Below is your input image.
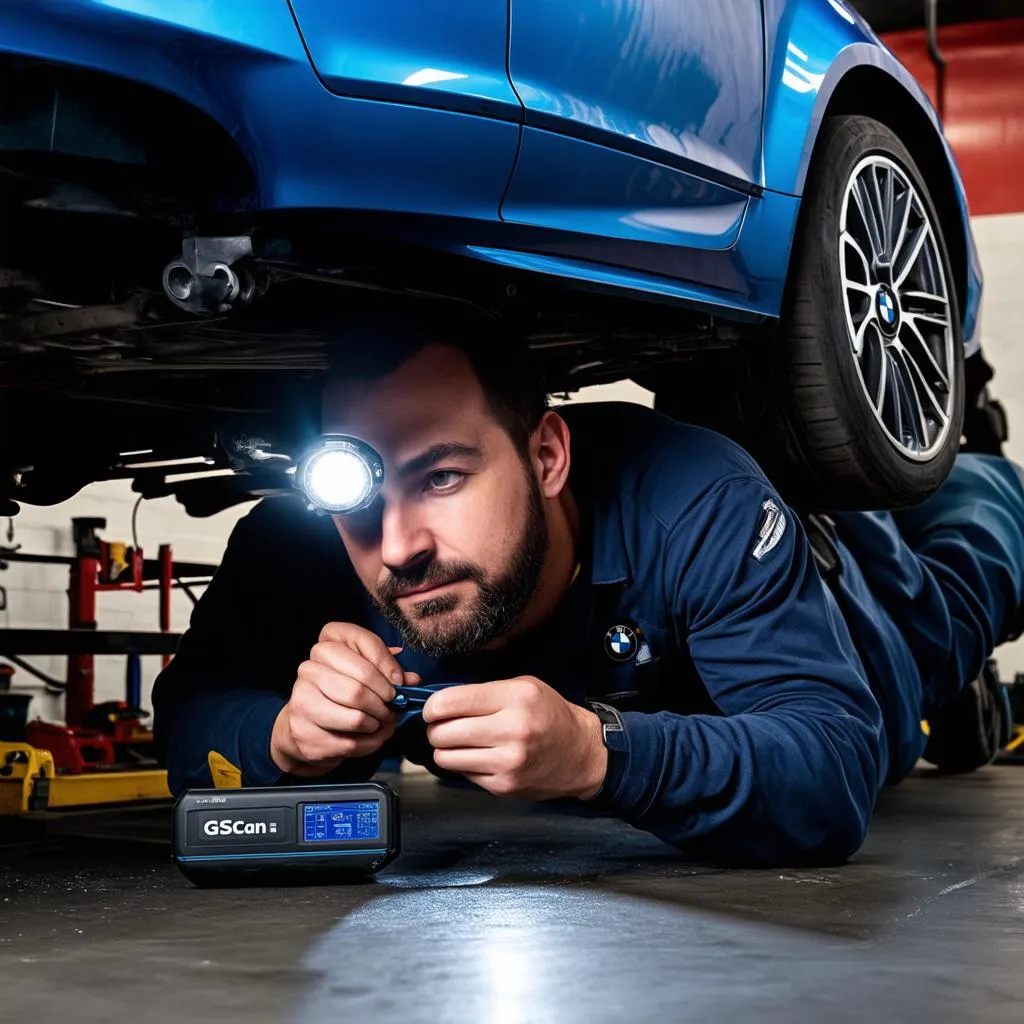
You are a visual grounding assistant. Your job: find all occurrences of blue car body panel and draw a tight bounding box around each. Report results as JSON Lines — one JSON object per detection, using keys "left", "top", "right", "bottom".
{"left": 287, "top": 0, "right": 522, "bottom": 120}
{"left": 506, "top": 0, "right": 764, "bottom": 191}
{"left": 500, "top": 0, "right": 762, "bottom": 264}
{"left": 0, "top": 0, "right": 521, "bottom": 222}
{"left": 500, "top": 129, "right": 750, "bottom": 253}
{"left": 0, "top": 0, "right": 982, "bottom": 348}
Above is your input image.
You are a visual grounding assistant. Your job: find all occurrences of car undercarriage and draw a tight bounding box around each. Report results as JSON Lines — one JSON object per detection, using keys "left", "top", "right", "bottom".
{"left": 1, "top": 176, "right": 760, "bottom": 519}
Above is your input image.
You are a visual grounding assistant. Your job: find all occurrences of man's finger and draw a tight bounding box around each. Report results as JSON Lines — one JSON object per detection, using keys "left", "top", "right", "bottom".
{"left": 426, "top": 716, "right": 496, "bottom": 750}
{"left": 461, "top": 772, "right": 506, "bottom": 796}
{"left": 299, "top": 660, "right": 392, "bottom": 720}
{"left": 319, "top": 622, "right": 405, "bottom": 686}
{"left": 421, "top": 682, "right": 508, "bottom": 723}
{"left": 432, "top": 746, "right": 499, "bottom": 775}
{"left": 346, "top": 723, "right": 397, "bottom": 757}
{"left": 306, "top": 692, "right": 389, "bottom": 735}
{"left": 307, "top": 717, "right": 397, "bottom": 760}
{"left": 309, "top": 642, "right": 397, "bottom": 704}
{"left": 392, "top": 647, "right": 421, "bottom": 686}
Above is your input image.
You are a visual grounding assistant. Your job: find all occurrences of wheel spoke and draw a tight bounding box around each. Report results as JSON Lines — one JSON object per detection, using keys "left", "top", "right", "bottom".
{"left": 901, "top": 290, "right": 950, "bottom": 331}
{"left": 871, "top": 332, "right": 888, "bottom": 413}
{"left": 887, "top": 355, "right": 906, "bottom": 446}
{"left": 841, "top": 231, "right": 873, "bottom": 282}
{"left": 893, "top": 338, "right": 949, "bottom": 423}
{"left": 891, "top": 348, "right": 931, "bottom": 450}
{"left": 852, "top": 308, "right": 877, "bottom": 357}
{"left": 871, "top": 166, "right": 890, "bottom": 259}
{"left": 901, "top": 290, "right": 948, "bottom": 311}
{"left": 894, "top": 221, "right": 929, "bottom": 289}
{"left": 891, "top": 185, "right": 913, "bottom": 271}
{"left": 900, "top": 318, "right": 951, "bottom": 398}
{"left": 880, "top": 165, "right": 897, "bottom": 256}
{"left": 844, "top": 279, "right": 875, "bottom": 298}
{"left": 905, "top": 354, "right": 934, "bottom": 450}
{"left": 892, "top": 350, "right": 933, "bottom": 450}
{"left": 905, "top": 309, "right": 950, "bottom": 330}
{"left": 851, "top": 177, "right": 886, "bottom": 262}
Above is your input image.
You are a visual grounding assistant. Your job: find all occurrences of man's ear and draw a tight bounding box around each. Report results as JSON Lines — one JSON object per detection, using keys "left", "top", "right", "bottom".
{"left": 532, "top": 410, "right": 571, "bottom": 499}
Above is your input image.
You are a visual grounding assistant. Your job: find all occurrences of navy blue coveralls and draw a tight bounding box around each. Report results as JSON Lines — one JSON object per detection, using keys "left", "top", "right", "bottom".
{"left": 152, "top": 403, "right": 1024, "bottom": 864}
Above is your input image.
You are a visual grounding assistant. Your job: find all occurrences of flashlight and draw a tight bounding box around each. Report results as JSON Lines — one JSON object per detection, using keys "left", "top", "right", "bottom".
{"left": 296, "top": 435, "right": 384, "bottom": 514}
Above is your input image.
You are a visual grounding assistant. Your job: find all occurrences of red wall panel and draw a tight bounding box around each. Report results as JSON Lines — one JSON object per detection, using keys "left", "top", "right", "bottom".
{"left": 883, "top": 18, "right": 1024, "bottom": 216}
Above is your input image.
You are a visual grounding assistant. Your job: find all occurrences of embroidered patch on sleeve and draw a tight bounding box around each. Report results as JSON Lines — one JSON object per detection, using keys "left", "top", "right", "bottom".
{"left": 752, "top": 498, "right": 787, "bottom": 561}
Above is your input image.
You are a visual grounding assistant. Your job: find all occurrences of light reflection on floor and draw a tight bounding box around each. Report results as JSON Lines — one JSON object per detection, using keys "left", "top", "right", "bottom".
{"left": 291, "top": 885, "right": 902, "bottom": 1024}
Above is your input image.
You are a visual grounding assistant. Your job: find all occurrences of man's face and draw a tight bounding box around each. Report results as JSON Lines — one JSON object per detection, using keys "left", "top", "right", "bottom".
{"left": 322, "top": 345, "right": 549, "bottom": 658}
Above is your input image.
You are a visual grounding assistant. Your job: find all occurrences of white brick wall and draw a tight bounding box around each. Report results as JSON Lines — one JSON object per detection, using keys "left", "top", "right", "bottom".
{"left": 3, "top": 212, "right": 1022, "bottom": 726}
{"left": 2, "top": 484, "right": 253, "bottom": 723}
{"left": 969, "top": 213, "right": 1024, "bottom": 678}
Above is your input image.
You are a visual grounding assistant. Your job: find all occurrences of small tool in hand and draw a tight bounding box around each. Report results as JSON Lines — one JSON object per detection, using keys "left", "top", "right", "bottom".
{"left": 388, "top": 683, "right": 461, "bottom": 711}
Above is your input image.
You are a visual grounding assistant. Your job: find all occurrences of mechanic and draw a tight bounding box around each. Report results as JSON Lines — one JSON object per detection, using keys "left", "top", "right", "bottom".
{"left": 152, "top": 309, "right": 1024, "bottom": 866}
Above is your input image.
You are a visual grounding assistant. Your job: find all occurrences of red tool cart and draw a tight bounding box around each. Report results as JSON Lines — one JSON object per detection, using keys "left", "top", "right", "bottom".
{"left": 0, "top": 517, "right": 216, "bottom": 797}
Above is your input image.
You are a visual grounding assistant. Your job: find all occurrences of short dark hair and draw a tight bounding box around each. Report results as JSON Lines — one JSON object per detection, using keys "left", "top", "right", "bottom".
{"left": 324, "top": 299, "right": 549, "bottom": 452}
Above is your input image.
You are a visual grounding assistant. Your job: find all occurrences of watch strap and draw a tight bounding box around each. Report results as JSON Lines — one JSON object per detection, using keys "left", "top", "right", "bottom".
{"left": 588, "top": 701, "right": 627, "bottom": 751}
{"left": 586, "top": 701, "right": 629, "bottom": 803}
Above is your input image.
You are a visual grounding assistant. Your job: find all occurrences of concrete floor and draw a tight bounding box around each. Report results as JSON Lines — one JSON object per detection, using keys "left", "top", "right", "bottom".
{"left": 1, "top": 767, "right": 1023, "bottom": 1023}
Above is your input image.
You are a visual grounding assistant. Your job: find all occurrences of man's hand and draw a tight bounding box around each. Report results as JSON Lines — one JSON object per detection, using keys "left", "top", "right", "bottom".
{"left": 422, "top": 676, "right": 608, "bottom": 801}
{"left": 271, "top": 623, "right": 417, "bottom": 777}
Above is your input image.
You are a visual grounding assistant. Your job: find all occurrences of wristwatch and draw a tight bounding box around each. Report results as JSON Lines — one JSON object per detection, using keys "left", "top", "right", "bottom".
{"left": 586, "top": 700, "right": 628, "bottom": 801}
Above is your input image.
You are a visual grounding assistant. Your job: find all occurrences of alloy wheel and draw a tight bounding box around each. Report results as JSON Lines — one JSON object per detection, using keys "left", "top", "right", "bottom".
{"left": 839, "top": 155, "right": 956, "bottom": 461}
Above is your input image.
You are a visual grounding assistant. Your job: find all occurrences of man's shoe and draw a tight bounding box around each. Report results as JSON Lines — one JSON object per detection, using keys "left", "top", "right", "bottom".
{"left": 961, "top": 388, "right": 1009, "bottom": 457}
{"left": 961, "top": 351, "right": 1009, "bottom": 457}
{"left": 922, "top": 659, "right": 1009, "bottom": 773}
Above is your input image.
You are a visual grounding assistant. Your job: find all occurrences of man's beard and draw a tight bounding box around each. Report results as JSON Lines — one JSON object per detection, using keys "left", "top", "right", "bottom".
{"left": 371, "top": 474, "right": 549, "bottom": 659}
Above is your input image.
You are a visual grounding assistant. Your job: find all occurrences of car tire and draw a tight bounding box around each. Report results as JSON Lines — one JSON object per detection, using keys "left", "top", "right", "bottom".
{"left": 767, "top": 114, "right": 965, "bottom": 511}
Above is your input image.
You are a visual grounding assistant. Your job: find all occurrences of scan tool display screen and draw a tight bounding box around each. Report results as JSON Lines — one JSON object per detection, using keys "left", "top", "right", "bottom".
{"left": 302, "top": 801, "right": 380, "bottom": 843}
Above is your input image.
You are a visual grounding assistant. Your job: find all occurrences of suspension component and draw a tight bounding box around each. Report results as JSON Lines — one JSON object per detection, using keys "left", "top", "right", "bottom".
{"left": 161, "top": 236, "right": 256, "bottom": 315}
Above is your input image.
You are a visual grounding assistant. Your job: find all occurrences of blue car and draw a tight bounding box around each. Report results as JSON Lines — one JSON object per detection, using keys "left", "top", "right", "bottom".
{"left": 0, "top": 0, "right": 982, "bottom": 515}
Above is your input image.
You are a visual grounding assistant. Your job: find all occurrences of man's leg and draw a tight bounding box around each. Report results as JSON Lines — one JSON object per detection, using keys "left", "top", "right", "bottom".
{"left": 892, "top": 453, "right": 1024, "bottom": 770}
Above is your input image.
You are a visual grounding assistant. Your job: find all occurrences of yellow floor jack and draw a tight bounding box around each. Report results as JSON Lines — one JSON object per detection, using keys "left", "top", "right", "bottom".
{"left": 0, "top": 740, "right": 173, "bottom": 816}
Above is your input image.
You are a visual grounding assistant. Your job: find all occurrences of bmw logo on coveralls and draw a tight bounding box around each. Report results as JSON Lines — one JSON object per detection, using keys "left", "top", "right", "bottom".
{"left": 605, "top": 625, "right": 638, "bottom": 662}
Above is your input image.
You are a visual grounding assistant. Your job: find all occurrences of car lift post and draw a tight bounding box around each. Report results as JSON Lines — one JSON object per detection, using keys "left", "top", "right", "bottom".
{"left": 66, "top": 518, "right": 150, "bottom": 726}
{"left": 159, "top": 543, "right": 172, "bottom": 670}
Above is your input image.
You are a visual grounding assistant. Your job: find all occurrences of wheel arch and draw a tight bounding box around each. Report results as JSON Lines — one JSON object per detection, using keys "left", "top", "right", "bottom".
{"left": 761, "top": 0, "right": 980, "bottom": 346}
{"left": 815, "top": 64, "right": 970, "bottom": 344}
{"left": 0, "top": 55, "right": 260, "bottom": 217}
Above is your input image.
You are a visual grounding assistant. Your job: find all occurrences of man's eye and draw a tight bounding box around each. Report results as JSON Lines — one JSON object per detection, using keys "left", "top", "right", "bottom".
{"left": 427, "top": 470, "right": 464, "bottom": 492}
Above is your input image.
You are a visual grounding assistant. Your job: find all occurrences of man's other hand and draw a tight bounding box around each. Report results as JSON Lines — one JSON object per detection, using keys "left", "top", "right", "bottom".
{"left": 422, "top": 677, "right": 608, "bottom": 801}
{"left": 271, "top": 623, "right": 416, "bottom": 777}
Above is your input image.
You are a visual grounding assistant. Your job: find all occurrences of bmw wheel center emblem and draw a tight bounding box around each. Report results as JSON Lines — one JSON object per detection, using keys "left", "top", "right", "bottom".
{"left": 876, "top": 285, "right": 899, "bottom": 334}
{"left": 605, "top": 625, "right": 638, "bottom": 662}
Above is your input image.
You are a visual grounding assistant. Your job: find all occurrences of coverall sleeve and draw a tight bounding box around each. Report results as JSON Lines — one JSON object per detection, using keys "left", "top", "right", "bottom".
{"left": 591, "top": 475, "right": 885, "bottom": 865}
{"left": 151, "top": 498, "right": 381, "bottom": 794}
